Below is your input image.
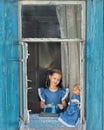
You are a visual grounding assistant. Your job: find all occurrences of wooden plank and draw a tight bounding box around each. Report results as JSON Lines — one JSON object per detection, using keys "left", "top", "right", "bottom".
{"left": 20, "top": 38, "right": 84, "bottom": 42}
{"left": 0, "top": 1, "right": 7, "bottom": 129}
{"left": 86, "top": 0, "right": 104, "bottom": 130}
{"left": 6, "top": 1, "right": 19, "bottom": 128}
{"left": 0, "top": 0, "right": 19, "bottom": 130}
{"left": 19, "top": 1, "right": 85, "bottom": 5}
{"left": 20, "top": 114, "right": 86, "bottom": 130}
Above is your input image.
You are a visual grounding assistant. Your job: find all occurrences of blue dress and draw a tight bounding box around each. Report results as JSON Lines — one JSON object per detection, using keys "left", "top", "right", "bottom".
{"left": 38, "top": 88, "right": 68, "bottom": 113}
{"left": 58, "top": 94, "right": 80, "bottom": 127}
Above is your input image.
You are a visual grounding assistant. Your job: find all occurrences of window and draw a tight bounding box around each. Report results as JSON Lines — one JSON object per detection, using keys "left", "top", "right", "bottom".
{"left": 18, "top": 0, "right": 86, "bottom": 124}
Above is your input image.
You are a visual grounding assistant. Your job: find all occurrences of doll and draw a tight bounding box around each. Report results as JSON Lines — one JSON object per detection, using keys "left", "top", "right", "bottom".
{"left": 58, "top": 84, "right": 80, "bottom": 127}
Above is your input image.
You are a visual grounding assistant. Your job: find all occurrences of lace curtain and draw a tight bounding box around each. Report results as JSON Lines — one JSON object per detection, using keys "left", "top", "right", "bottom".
{"left": 56, "top": 5, "right": 81, "bottom": 95}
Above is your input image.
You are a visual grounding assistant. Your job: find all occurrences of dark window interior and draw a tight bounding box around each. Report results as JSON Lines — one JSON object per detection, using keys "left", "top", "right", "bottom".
{"left": 22, "top": 5, "right": 60, "bottom": 38}
{"left": 27, "top": 42, "right": 61, "bottom": 113}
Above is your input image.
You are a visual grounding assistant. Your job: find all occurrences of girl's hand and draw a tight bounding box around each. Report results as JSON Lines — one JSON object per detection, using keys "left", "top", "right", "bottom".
{"left": 57, "top": 104, "right": 64, "bottom": 110}
{"left": 40, "top": 101, "right": 45, "bottom": 108}
{"left": 47, "top": 104, "right": 52, "bottom": 107}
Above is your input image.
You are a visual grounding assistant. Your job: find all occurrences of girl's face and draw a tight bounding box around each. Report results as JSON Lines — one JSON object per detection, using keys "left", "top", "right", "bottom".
{"left": 73, "top": 87, "right": 80, "bottom": 95}
{"left": 49, "top": 73, "right": 61, "bottom": 87}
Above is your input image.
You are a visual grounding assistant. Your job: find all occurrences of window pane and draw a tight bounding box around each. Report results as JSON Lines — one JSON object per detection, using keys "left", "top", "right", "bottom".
{"left": 22, "top": 5, "right": 60, "bottom": 38}
{"left": 21, "top": 5, "right": 82, "bottom": 39}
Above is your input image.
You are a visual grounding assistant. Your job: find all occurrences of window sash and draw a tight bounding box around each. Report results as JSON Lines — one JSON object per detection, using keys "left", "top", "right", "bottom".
{"left": 18, "top": 1, "right": 85, "bottom": 40}
{"left": 18, "top": 0, "right": 86, "bottom": 124}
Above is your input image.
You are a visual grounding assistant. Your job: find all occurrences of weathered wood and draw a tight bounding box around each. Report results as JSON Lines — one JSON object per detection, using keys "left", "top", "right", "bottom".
{"left": 0, "top": 1, "right": 6, "bottom": 129}
{"left": 0, "top": 0, "right": 104, "bottom": 130}
{"left": 20, "top": 114, "right": 86, "bottom": 130}
{"left": 0, "top": 0, "right": 19, "bottom": 130}
{"left": 86, "top": 0, "right": 104, "bottom": 130}
{"left": 20, "top": 124, "right": 86, "bottom": 130}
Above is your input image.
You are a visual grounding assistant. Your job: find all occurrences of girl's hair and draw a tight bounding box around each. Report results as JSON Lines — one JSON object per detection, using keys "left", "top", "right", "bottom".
{"left": 73, "top": 84, "right": 80, "bottom": 92}
{"left": 45, "top": 69, "right": 63, "bottom": 89}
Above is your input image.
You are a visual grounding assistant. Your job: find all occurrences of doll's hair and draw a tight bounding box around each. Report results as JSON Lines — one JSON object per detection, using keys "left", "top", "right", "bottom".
{"left": 45, "top": 69, "right": 63, "bottom": 89}
{"left": 73, "top": 84, "right": 80, "bottom": 92}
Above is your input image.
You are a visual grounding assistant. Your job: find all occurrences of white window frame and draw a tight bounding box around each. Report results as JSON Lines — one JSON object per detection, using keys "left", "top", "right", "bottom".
{"left": 18, "top": 1, "right": 85, "bottom": 42}
{"left": 18, "top": 0, "right": 86, "bottom": 124}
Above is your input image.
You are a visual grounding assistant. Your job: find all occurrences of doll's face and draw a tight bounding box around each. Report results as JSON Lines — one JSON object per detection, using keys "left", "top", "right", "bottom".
{"left": 73, "top": 87, "right": 80, "bottom": 95}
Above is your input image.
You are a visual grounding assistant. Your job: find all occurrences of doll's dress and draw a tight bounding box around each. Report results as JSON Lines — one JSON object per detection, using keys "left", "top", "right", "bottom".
{"left": 38, "top": 87, "right": 68, "bottom": 113}
{"left": 58, "top": 94, "right": 80, "bottom": 127}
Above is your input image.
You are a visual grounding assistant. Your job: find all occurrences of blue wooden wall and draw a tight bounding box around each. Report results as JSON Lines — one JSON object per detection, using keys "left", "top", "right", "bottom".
{"left": 0, "top": 0, "right": 19, "bottom": 130}
{"left": 0, "top": 0, "right": 104, "bottom": 130}
{"left": 86, "top": 0, "right": 104, "bottom": 130}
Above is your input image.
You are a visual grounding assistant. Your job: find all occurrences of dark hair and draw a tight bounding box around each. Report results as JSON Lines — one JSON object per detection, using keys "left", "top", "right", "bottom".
{"left": 45, "top": 69, "right": 63, "bottom": 89}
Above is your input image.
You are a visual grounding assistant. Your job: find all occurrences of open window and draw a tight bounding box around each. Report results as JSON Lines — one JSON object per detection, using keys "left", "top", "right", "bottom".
{"left": 18, "top": 0, "right": 85, "bottom": 124}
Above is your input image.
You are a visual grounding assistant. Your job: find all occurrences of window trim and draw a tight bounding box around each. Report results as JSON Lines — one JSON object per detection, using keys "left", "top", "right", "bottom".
{"left": 18, "top": 0, "right": 86, "bottom": 124}
{"left": 18, "top": 0, "right": 85, "bottom": 41}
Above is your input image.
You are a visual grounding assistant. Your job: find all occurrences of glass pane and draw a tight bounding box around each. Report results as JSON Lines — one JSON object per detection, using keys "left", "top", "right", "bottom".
{"left": 56, "top": 5, "right": 82, "bottom": 39}
{"left": 21, "top": 5, "right": 82, "bottom": 39}
{"left": 22, "top": 5, "right": 60, "bottom": 38}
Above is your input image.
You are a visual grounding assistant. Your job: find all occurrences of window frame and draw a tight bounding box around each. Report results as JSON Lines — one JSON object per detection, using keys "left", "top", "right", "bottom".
{"left": 18, "top": 1, "right": 85, "bottom": 42}
{"left": 18, "top": 0, "right": 86, "bottom": 124}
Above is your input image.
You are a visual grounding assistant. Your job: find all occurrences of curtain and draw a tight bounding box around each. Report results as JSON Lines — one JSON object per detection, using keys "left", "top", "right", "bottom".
{"left": 56, "top": 5, "right": 81, "bottom": 95}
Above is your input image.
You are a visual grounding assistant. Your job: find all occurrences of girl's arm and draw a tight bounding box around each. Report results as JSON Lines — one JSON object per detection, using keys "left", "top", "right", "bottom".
{"left": 40, "top": 100, "right": 45, "bottom": 108}
{"left": 62, "top": 99, "right": 67, "bottom": 107}
{"left": 57, "top": 99, "right": 66, "bottom": 110}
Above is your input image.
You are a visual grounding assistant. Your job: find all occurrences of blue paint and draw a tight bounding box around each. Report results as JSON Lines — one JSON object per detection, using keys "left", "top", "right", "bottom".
{"left": 0, "top": 0, "right": 19, "bottom": 130}
{"left": 0, "top": 1, "right": 7, "bottom": 130}
{"left": 26, "top": 114, "right": 80, "bottom": 129}
{"left": 0, "top": 0, "right": 104, "bottom": 130}
{"left": 86, "top": 0, "right": 104, "bottom": 130}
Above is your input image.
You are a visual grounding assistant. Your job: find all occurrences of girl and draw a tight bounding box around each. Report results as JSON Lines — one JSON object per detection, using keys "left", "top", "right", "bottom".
{"left": 58, "top": 84, "right": 80, "bottom": 127}
{"left": 38, "top": 69, "right": 68, "bottom": 114}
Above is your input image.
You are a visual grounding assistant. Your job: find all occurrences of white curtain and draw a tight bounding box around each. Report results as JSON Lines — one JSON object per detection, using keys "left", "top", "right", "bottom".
{"left": 56, "top": 5, "right": 81, "bottom": 95}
